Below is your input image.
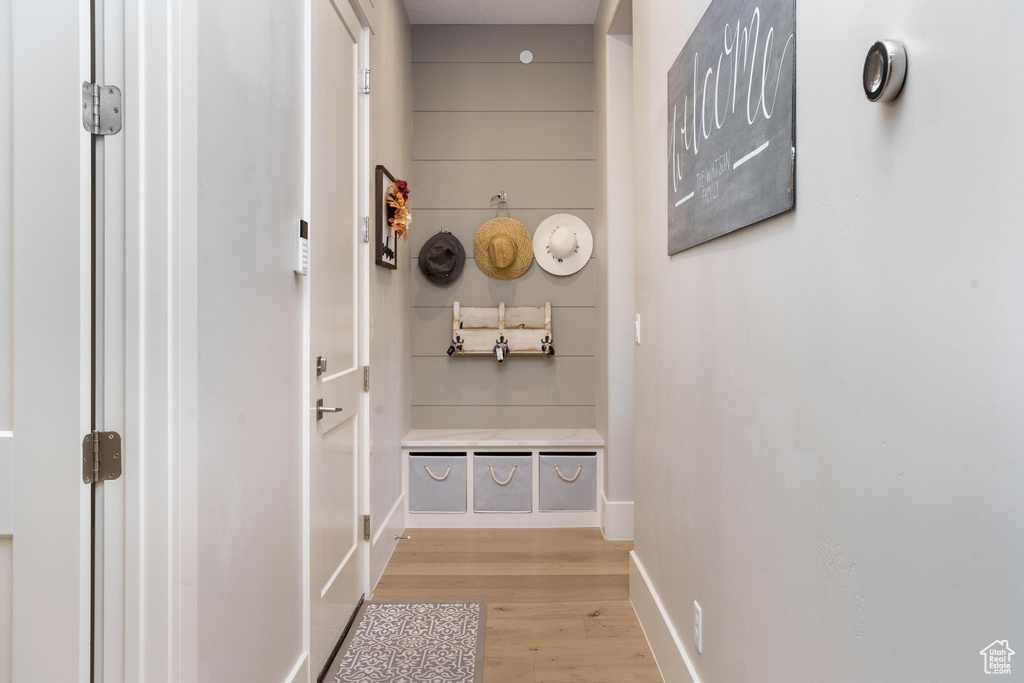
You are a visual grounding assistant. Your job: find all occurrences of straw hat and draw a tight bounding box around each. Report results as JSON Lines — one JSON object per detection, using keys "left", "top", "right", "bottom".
{"left": 532, "top": 213, "right": 593, "bottom": 276}
{"left": 474, "top": 217, "right": 533, "bottom": 280}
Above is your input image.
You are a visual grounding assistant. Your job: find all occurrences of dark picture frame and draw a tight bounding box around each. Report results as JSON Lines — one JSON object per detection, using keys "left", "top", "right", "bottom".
{"left": 375, "top": 164, "right": 398, "bottom": 269}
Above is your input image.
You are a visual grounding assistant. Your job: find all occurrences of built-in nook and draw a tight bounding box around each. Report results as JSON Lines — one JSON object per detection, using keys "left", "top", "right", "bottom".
{"left": 400, "top": 17, "right": 636, "bottom": 548}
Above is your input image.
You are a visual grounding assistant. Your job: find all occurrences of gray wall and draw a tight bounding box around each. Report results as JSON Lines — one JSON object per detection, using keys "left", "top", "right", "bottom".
{"left": 410, "top": 24, "right": 597, "bottom": 429}
{"left": 196, "top": 1, "right": 304, "bottom": 680}
{"left": 632, "top": 1, "right": 1024, "bottom": 681}
{"left": 369, "top": 0, "right": 412, "bottom": 586}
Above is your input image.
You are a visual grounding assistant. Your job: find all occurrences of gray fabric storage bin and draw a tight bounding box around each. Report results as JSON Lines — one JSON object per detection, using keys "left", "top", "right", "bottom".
{"left": 539, "top": 453, "right": 597, "bottom": 511}
{"left": 473, "top": 453, "right": 532, "bottom": 513}
{"left": 409, "top": 453, "right": 467, "bottom": 513}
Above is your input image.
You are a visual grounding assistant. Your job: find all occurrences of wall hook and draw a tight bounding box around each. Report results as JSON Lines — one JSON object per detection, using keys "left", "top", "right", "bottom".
{"left": 490, "top": 191, "right": 510, "bottom": 218}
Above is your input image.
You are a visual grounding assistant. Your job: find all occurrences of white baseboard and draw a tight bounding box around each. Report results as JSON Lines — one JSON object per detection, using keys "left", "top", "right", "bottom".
{"left": 630, "top": 551, "right": 701, "bottom": 683}
{"left": 370, "top": 492, "right": 405, "bottom": 593}
{"left": 600, "top": 492, "right": 633, "bottom": 540}
{"left": 283, "top": 652, "right": 308, "bottom": 683}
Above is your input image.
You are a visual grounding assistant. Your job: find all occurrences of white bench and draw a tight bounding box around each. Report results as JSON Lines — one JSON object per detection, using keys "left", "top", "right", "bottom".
{"left": 402, "top": 429, "right": 605, "bottom": 528}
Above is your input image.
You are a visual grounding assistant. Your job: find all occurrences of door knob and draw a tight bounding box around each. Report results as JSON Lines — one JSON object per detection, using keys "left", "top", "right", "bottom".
{"left": 316, "top": 398, "right": 343, "bottom": 421}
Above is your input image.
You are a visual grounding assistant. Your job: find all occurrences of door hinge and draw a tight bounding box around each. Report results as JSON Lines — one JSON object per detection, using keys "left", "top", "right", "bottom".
{"left": 361, "top": 68, "right": 371, "bottom": 95}
{"left": 82, "top": 82, "right": 122, "bottom": 135}
{"left": 362, "top": 216, "right": 369, "bottom": 243}
{"left": 363, "top": 365, "right": 370, "bottom": 392}
{"left": 362, "top": 514, "right": 371, "bottom": 541}
{"left": 82, "top": 431, "right": 123, "bottom": 484}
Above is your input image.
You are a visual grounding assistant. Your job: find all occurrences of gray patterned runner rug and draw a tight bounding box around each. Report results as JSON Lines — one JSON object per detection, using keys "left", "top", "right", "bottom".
{"left": 329, "top": 602, "right": 485, "bottom": 683}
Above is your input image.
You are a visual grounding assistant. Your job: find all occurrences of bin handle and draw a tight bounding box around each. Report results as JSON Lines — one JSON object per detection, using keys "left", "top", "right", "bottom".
{"left": 489, "top": 464, "right": 517, "bottom": 486}
{"left": 554, "top": 464, "right": 582, "bottom": 483}
{"left": 424, "top": 465, "right": 452, "bottom": 482}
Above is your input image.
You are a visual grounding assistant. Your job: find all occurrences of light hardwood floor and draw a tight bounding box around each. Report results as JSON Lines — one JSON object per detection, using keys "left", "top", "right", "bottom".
{"left": 372, "top": 528, "right": 663, "bottom": 683}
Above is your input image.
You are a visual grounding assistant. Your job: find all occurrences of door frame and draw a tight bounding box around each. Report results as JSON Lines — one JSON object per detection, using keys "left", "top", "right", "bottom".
{"left": 357, "top": 15, "right": 373, "bottom": 611}
{"left": 93, "top": 0, "right": 129, "bottom": 679}
{"left": 121, "top": 0, "right": 202, "bottom": 680}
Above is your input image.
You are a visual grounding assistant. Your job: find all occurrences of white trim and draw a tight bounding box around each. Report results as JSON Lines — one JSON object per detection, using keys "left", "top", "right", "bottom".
{"left": 372, "top": 492, "right": 406, "bottom": 547}
{"left": 122, "top": 0, "right": 201, "bottom": 679}
{"left": 94, "top": 0, "right": 129, "bottom": 677}
{"left": 171, "top": 0, "right": 202, "bottom": 678}
{"left": 599, "top": 492, "right": 633, "bottom": 541}
{"left": 402, "top": 428, "right": 604, "bottom": 449}
{"left": 358, "top": 18, "right": 373, "bottom": 602}
{"left": 300, "top": 0, "right": 313, "bottom": 675}
{"left": 321, "top": 543, "right": 359, "bottom": 599}
{"left": 283, "top": 652, "right": 309, "bottom": 683}
{"left": 629, "top": 551, "right": 701, "bottom": 683}
{"left": 370, "top": 492, "right": 406, "bottom": 593}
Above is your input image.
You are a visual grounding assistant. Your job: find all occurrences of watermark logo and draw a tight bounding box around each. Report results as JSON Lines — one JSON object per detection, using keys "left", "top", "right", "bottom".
{"left": 980, "top": 640, "right": 1015, "bottom": 675}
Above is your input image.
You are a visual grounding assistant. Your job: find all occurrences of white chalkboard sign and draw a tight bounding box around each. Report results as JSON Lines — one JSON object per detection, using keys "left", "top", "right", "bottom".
{"left": 667, "top": 0, "right": 795, "bottom": 254}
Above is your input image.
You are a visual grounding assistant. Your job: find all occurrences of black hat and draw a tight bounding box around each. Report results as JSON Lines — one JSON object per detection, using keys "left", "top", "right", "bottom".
{"left": 418, "top": 231, "right": 465, "bottom": 284}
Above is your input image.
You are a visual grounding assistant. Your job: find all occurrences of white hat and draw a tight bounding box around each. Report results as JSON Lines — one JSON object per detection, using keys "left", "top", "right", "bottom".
{"left": 532, "top": 213, "right": 593, "bottom": 276}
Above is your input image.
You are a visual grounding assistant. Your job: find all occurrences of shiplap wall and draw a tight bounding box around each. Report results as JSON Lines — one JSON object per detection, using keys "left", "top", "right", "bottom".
{"left": 410, "top": 25, "right": 596, "bottom": 429}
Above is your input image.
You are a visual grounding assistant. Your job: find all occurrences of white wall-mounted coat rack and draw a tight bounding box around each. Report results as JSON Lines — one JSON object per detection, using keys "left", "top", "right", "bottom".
{"left": 450, "top": 302, "right": 553, "bottom": 361}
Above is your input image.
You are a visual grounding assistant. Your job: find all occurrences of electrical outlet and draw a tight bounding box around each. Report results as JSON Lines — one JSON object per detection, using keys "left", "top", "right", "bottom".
{"left": 634, "top": 314, "right": 641, "bottom": 344}
{"left": 693, "top": 601, "right": 703, "bottom": 653}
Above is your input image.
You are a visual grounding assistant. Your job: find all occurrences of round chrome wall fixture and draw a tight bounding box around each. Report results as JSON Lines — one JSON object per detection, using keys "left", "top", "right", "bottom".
{"left": 863, "top": 40, "right": 907, "bottom": 102}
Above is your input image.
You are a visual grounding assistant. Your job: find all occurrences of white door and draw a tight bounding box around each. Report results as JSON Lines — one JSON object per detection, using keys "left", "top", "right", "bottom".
{"left": 310, "top": 0, "right": 366, "bottom": 676}
{"left": 10, "top": 1, "right": 93, "bottom": 681}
